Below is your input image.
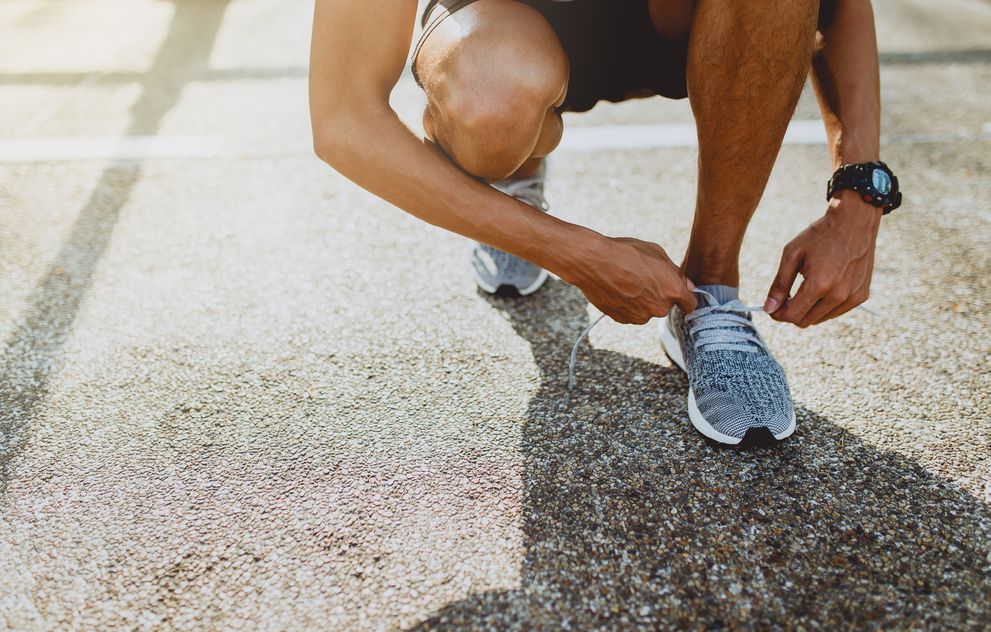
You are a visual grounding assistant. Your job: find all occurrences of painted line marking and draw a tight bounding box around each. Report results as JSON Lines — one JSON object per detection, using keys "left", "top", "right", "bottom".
{"left": 558, "top": 120, "right": 991, "bottom": 152}
{"left": 944, "top": 0, "right": 991, "bottom": 17}
{"left": 0, "top": 135, "right": 226, "bottom": 163}
{"left": 2, "top": 121, "right": 988, "bottom": 163}
{"left": 559, "top": 121, "right": 827, "bottom": 152}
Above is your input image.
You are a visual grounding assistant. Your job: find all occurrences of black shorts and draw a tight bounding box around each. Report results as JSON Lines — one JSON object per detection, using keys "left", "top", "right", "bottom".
{"left": 412, "top": 0, "right": 690, "bottom": 113}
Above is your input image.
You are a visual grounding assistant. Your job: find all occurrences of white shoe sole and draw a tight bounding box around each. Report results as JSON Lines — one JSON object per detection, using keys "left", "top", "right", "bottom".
{"left": 474, "top": 267, "right": 549, "bottom": 297}
{"left": 658, "top": 316, "right": 796, "bottom": 445}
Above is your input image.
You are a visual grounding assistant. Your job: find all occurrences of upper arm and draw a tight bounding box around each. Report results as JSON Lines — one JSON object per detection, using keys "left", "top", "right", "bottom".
{"left": 309, "top": 0, "right": 418, "bottom": 130}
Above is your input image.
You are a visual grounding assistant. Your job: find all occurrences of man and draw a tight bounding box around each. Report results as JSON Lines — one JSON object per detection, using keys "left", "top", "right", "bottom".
{"left": 309, "top": 0, "right": 902, "bottom": 446}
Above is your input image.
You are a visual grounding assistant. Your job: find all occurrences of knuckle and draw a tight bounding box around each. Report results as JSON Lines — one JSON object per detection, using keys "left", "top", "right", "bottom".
{"left": 810, "top": 278, "right": 831, "bottom": 294}
{"left": 830, "top": 288, "right": 849, "bottom": 302}
{"left": 782, "top": 245, "right": 801, "bottom": 262}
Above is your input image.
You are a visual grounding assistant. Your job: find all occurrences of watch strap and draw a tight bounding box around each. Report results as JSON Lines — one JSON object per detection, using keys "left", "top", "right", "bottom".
{"left": 827, "top": 161, "right": 902, "bottom": 214}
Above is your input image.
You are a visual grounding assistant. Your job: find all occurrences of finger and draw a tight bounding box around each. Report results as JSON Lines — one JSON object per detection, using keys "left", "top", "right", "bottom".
{"left": 817, "top": 299, "right": 857, "bottom": 325}
{"left": 800, "top": 293, "right": 844, "bottom": 328}
{"left": 773, "top": 275, "right": 823, "bottom": 326}
{"left": 765, "top": 246, "right": 801, "bottom": 315}
{"left": 676, "top": 280, "right": 698, "bottom": 314}
{"left": 606, "top": 311, "right": 632, "bottom": 325}
{"left": 818, "top": 289, "right": 868, "bottom": 324}
{"left": 818, "top": 260, "right": 873, "bottom": 325}
{"left": 605, "top": 307, "right": 634, "bottom": 325}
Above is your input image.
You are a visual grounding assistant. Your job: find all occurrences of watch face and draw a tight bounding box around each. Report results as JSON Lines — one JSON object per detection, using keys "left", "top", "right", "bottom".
{"left": 872, "top": 168, "right": 892, "bottom": 195}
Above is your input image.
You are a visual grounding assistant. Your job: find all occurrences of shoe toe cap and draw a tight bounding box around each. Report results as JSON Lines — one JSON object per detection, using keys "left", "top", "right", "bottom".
{"left": 697, "top": 389, "right": 794, "bottom": 441}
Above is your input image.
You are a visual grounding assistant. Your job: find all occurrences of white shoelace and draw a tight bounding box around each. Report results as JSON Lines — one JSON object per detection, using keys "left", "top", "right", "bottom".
{"left": 567, "top": 314, "right": 606, "bottom": 390}
{"left": 566, "top": 292, "right": 765, "bottom": 390}
{"left": 685, "top": 299, "right": 767, "bottom": 354}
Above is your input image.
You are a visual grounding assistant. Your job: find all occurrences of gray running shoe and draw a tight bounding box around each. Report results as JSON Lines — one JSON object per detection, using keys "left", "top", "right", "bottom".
{"left": 659, "top": 285, "right": 796, "bottom": 446}
{"left": 472, "top": 162, "right": 550, "bottom": 297}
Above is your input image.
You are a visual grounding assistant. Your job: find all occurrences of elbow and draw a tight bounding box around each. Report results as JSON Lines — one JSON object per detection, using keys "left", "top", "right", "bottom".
{"left": 312, "top": 133, "right": 333, "bottom": 164}
{"left": 312, "top": 98, "right": 391, "bottom": 169}
{"left": 313, "top": 112, "right": 368, "bottom": 173}
{"left": 311, "top": 102, "right": 355, "bottom": 166}
{"left": 313, "top": 125, "right": 344, "bottom": 166}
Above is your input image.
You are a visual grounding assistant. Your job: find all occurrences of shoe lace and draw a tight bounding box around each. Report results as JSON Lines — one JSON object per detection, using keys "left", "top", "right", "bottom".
{"left": 685, "top": 296, "right": 767, "bottom": 354}
{"left": 566, "top": 291, "right": 766, "bottom": 390}
{"left": 568, "top": 314, "right": 606, "bottom": 390}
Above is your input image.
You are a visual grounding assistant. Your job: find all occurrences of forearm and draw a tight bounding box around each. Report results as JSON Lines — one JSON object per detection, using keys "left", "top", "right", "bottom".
{"left": 812, "top": 0, "right": 881, "bottom": 170}
{"left": 313, "top": 104, "right": 599, "bottom": 281}
{"left": 308, "top": 0, "right": 601, "bottom": 284}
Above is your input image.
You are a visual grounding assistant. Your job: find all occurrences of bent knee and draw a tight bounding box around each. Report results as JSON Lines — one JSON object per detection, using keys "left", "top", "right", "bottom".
{"left": 441, "top": 84, "right": 561, "bottom": 176}
{"left": 435, "top": 73, "right": 566, "bottom": 179}
{"left": 421, "top": 5, "right": 568, "bottom": 179}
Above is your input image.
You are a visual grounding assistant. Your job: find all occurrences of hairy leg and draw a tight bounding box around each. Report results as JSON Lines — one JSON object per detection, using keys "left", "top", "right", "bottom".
{"left": 415, "top": 0, "right": 569, "bottom": 182}
{"left": 683, "top": 0, "right": 820, "bottom": 286}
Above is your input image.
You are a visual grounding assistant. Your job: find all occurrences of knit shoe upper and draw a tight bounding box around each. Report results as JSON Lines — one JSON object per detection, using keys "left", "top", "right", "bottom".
{"left": 663, "top": 285, "right": 795, "bottom": 444}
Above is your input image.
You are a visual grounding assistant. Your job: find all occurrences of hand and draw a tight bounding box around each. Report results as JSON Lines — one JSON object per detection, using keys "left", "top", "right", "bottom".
{"left": 565, "top": 235, "right": 697, "bottom": 325}
{"left": 765, "top": 190, "right": 881, "bottom": 328}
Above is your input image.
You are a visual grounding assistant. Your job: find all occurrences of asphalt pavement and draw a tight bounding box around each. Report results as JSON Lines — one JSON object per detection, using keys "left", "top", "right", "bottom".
{"left": 1, "top": 0, "right": 989, "bottom": 629}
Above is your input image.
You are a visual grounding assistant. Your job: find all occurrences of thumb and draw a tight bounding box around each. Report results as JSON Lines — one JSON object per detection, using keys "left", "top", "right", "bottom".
{"left": 766, "top": 247, "right": 800, "bottom": 314}
{"left": 676, "top": 277, "right": 698, "bottom": 314}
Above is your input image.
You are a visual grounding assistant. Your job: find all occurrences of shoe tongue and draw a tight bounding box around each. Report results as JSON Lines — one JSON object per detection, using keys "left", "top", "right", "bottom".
{"left": 696, "top": 284, "right": 740, "bottom": 306}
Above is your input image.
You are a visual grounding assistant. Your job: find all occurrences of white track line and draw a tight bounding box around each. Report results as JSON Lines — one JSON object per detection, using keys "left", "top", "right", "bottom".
{"left": 0, "top": 135, "right": 226, "bottom": 163}
{"left": 3, "top": 120, "right": 988, "bottom": 163}
{"left": 559, "top": 120, "right": 825, "bottom": 152}
{"left": 944, "top": 0, "right": 991, "bottom": 17}
{"left": 558, "top": 120, "right": 991, "bottom": 153}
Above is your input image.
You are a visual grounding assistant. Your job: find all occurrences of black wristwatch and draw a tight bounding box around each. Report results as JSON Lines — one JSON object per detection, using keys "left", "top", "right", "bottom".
{"left": 827, "top": 161, "right": 902, "bottom": 215}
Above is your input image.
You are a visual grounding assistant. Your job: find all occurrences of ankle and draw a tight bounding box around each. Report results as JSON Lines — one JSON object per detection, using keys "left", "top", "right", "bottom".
{"left": 682, "top": 257, "right": 740, "bottom": 287}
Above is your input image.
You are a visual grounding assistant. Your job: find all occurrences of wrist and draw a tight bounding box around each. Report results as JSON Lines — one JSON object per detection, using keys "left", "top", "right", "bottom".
{"left": 832, "top": 137, "right": 880, "bottom": 171}
{"left": 539, "top": 223, "right": 606, "bottom": 286}
{"left": 827, "top": 189, "right": 883, "bottom": 228}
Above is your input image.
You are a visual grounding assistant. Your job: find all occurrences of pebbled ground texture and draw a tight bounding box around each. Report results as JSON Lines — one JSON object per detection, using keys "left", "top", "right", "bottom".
{"left": 1, "top": 0, "right": 989, "bottom": 629}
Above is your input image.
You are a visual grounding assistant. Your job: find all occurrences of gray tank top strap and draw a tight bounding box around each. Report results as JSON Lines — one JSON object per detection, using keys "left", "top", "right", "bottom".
{"left": 411, "top": 0, "right": 480, "bottom": 86}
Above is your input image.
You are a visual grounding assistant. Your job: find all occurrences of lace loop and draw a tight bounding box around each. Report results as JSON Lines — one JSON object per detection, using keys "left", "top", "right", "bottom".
{"left": 685, "top": 296, "right": 766, "bottom": 354}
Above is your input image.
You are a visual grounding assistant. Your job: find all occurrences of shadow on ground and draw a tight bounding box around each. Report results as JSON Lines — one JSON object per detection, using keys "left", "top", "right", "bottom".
{"left": 412, "top": 280, "right": 991, "bottom": 629}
